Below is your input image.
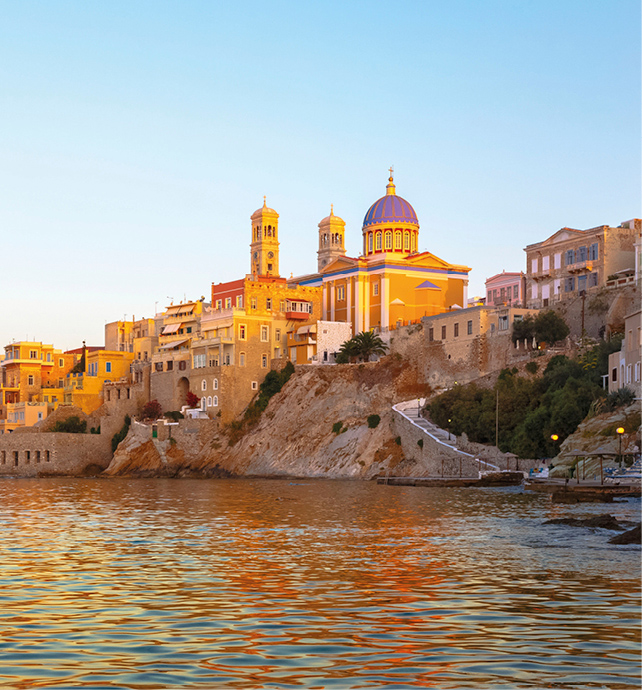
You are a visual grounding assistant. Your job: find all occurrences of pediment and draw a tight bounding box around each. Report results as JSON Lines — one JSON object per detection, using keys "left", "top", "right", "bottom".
{"left": 321, "top": 255, "right": 359, "bottom": 274}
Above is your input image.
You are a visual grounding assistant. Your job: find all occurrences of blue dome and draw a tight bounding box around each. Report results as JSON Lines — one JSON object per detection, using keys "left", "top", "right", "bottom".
{"left": 363, "top": 180, "right": 419, "bottom": 229}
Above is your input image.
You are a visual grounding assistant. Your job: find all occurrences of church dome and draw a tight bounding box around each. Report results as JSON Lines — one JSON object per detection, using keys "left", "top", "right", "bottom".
{"left": 363, "top": 176, "right": 418, "bottom": 229}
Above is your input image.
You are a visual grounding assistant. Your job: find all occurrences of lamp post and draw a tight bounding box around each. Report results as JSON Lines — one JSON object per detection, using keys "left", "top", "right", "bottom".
{"left": 616, "top": 427, "right": 625, "bottom": 469}
{"left": 448, "top": 418, "right": 452, "bottom": 442}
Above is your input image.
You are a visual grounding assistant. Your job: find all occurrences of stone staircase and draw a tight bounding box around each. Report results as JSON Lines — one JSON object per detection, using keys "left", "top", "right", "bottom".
{"left": 393, "top": 398, "right": 500, "bottom": 472}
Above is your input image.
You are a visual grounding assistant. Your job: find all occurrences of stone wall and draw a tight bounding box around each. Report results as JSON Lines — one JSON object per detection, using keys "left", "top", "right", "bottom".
{"left": 0, "top": 431, "right": 112, "bottom": 477}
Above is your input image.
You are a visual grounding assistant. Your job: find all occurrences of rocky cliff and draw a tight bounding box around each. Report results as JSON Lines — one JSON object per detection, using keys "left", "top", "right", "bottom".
{"left": 105, "top": 358, "right": 433, "bottom": 479}
{"left": 550, "top": 403, "right": 641, "bottom": 477}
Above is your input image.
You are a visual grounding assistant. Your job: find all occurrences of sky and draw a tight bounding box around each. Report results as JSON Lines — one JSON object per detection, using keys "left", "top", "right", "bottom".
{"left": 1, "top": 0, "right": 640, "bottom": 350}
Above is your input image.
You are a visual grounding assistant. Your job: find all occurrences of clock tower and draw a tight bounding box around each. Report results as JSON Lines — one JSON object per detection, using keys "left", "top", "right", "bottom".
{"left": 250, "top": 197, "right": 280, "bottom": 277}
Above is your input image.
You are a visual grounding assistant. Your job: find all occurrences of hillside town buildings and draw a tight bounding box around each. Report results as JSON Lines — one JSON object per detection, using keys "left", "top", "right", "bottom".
{"left": 524, "top": 219, "right": 640, "bottom": 309}
{"left": 0, "top": 173, "right": 639, "bottom": 434}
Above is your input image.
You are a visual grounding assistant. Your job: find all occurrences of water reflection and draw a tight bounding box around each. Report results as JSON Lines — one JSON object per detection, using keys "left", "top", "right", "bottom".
{"left": 0, "top": 478, "right": 639, "bottom": 688}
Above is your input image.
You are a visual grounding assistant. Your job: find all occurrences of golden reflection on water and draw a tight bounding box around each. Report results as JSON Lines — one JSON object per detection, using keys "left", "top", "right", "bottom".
{"left": 0, "top": 478, "right": 639, "bottom": 689}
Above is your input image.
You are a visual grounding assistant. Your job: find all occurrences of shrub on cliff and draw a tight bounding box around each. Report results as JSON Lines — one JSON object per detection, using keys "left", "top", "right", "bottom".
{"left": 367, "top": 414, "right": 380, "bottom": 428}
{"left": 51, "top": 416, "right": 87, "bottom": 433}
{"left": 111, "top": 415, "right": 131, "bottom": 453}
{"left": 142, "top": 400, "right": 163, "bottom": 420}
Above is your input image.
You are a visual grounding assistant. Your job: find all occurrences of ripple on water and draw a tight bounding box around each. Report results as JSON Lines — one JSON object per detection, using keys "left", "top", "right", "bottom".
{"left": 0, "top": 478, "right": 638, "bottom": 689}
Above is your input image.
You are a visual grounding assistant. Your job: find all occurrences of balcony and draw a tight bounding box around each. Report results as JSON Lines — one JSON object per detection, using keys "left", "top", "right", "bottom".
{"left": 285, "top": 311, "right": 310, "bottom": 321}
{"left": 567, "top": 260, "right": 592, "bottom": 274}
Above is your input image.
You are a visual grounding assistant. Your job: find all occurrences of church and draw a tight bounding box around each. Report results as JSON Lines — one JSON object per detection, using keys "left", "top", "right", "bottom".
{"left": 292, "top": 172, "right": 471, "bottom": 333}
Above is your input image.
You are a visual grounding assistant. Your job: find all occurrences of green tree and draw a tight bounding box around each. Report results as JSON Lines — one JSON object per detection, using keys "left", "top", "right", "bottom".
{"left": 533, "top": 310, "right": 570, "bottom": 345}
{"left": 51, "top": 416, "right": 87, "bottom": 433}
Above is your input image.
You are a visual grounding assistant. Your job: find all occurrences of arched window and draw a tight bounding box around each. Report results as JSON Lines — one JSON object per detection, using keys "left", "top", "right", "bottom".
{"left": 213, "top": 378, "right": 218, "bottom": 390}
{"left": 201, "top": 379, "right": 207, "bottom": 391}
{"left": 201, "top": 397, "right": 206, "bottom": 411}
{"left": 375, "top": 232, "right": 382, "bottom": 251}
{"left": 395, "top": 231, "right": 402, "bottom": 250}
{"left": 207, "top": 396, "right": 212, "bottom": 407}
{"left": 213, "top": 395, "right": 218, "bottom": 407}
{"left": 385, "top": 231, "right": 392, "bottom": 250}
{"left": 368, "top": 233, "right": 373, "bottom": 253}
{"left": 404, "top": 232, "right": 410, "bottom": 250}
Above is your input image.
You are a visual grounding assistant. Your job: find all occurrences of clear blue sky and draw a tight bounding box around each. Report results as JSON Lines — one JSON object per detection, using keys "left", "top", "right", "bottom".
{"left": 1, "top": 0, "right": 639, "bottom": 350}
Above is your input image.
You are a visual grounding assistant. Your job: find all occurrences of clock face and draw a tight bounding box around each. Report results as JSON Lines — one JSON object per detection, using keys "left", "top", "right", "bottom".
{"left": 253, "top": 252, "right": 258, "bottom": 259}
{"left": 268, "top": 251, "right": 274, "bottom": 259}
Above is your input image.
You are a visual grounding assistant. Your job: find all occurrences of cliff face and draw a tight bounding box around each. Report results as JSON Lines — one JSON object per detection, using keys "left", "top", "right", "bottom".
{"left": 550, "top": 403, "right": 641, "bottom": 477}
{"left": 106, "top": 359, "right": 423, "bottom": 479}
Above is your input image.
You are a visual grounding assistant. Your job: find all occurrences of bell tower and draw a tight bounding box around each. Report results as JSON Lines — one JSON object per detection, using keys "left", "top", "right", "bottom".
{"left": 250, "top": 197, "right": 280, "bottom": 277}
{"left": 317, "top": 205, "right": 346, "bottom": 272}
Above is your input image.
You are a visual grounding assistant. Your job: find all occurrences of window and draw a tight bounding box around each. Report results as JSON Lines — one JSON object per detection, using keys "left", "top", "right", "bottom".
{"left": 368, "top": 233, "right": 373, "bottom": 253}
{"left": 564, "top": 277, "right": 575, "bottom": 292}
{"left": 454, "top": 323, "right": 459, "bottom": 337}
{"left": 554, "top": 253, "right": 561, "bottom": 269}
{"left": 213, "top": 395, "right": 218, "bottom": 406}
{"left": 262, "top": 354, "right": 268, "bottom": 368}
{"left": 373, "top": 282, "right": 379, "bottom": 296}
{"left": 578, "top": 275, "right": 587, "bottom": 293}
{"left": 404, "top": 232, "right": 410, "bottom": 250}
{"left": 207, "top": 396, "right": 212, "bottom": 407}
{"left": 531, "top": 283, "right": 538, "bottom": 299}
{"left": 239, "top": 324, "right": 246, "bottom": 340}
{"left": 542, "top": 256, "right": 549, "bottom": 271}
{"left": 266, "top": 298, "right": 272, "bottom": 310}
{"left": 565, "top": 249, "right": 575, "bottom": 266}
{"left": 513, "top": 285, "right": 519, "bottom": 298}
{"left": 589, "top": 243, "right": 599, "bottom": 261}
{"left": 280, "top": 301, "right": 285, "bottom": 311}
{"left": 275, "top": 329, "right": 281, "bottom": 341}
{"left": 336, "top": 285, "right": 345, "bottom": 301}
{"left": 216, "top": 299, "right": 223, "bottom": 309}
{"left": 239, "top": 352, "right": 246, "bottom": 367}
{"left": 441, "top": 325, "right": 446, "bottom": 340}
{"left": 225, "top": 297, "right": 232, "bottom": 309}
{"left": 186, "top": 327, "right": 192, "bottom": 333}
{"left": 179, "top": 360, "right": 186, "bottom": 371}
{"left": 588, "top": 272, "right": 598, "bottom": 287}
{"left": 201, "top": 379, "right": 207, "bottom": 391}
{"left": 626, "top": 365, "right": 632, "bottom": 384}
{"left": 213, "top": 378, "right": 218, "bottom": 390}
{"left": 531, "top": 258, "right": 538, "bottom": 273}
{"left": 261, "top": 326, "right": 269, "bottom": 342}
{"left": 385, "top": 231, "right": 392, "bottom": 250}
{"left": 578, "top": 246, "right": 587, "bottom": 262}
{"left": 375, "top": 232, "right": 382, "bottom": 251}
{"left": 251, "top": 381, "right": 258, "bottom": 390}
{"left": 30, "top": 350, "right": 37, "bottom": 359}
{"left": 166, "top": 360, "right": 173, "bottom": 371}
{"left": 500, "top": 287, "right": 506, "bottom": 301}
{"left": 635, "top": 362, "right": 641, "bottom": 382}
{"left": 554, "top": 278, "right": 561, "bottom": 294}
{"left": 236, "top": 295, "right": 243, "bottom": 308}
{"left": 105, "top": 362, "right": 112, "bottom": 373}
{"left": 467, "top": 320, "right": 473, "bottom": 335}
{"left": 395, "top": 231, "right": 402, "bottom": 249}
{"left": 155, "top": 362, "right": 163, "bottom": 372}
{"left": 251, "top": 298, "right": 257, "bottom": 310}
{"left": 59, "top": 358, "right": 64, "bottom": 367}
{"left": 428, "top": 328, "right": 434, "bottom": 341}
{"left": 499, "top": 316, "right": 509, "bottom": 331}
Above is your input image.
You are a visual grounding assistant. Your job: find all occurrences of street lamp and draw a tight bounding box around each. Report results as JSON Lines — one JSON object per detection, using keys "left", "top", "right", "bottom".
{"left": 616, "top": 427, "right": 625, "bottom": 468}
{"left": 448, "top": 418, "right": 452, "bottom": 441}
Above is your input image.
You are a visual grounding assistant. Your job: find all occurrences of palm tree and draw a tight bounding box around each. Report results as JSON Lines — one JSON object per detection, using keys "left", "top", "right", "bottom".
{"left": 352, "top": 331, "right": 388, "bottom": 362}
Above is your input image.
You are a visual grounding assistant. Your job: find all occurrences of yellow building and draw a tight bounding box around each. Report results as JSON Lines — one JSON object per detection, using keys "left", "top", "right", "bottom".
{"left": 294, "top": 173, "right": 471, "bottom": 332}
{"left": 185, "top": 199, "right": 322, "bottom": 422}
{"left": 65, "top": 349, "right": 135, "bottom": 414}
{"left": 0, "top": 342, "right": 76, "bottom": 432}
{"left": 3, "top": 402, "right": 49, "bottom": 433}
